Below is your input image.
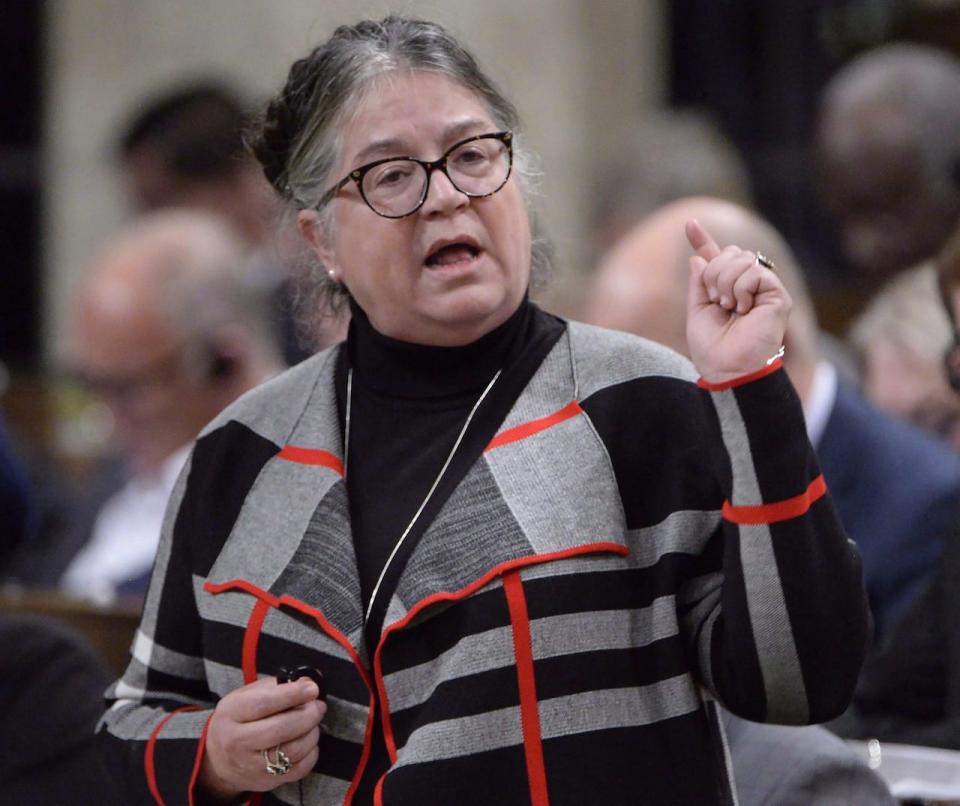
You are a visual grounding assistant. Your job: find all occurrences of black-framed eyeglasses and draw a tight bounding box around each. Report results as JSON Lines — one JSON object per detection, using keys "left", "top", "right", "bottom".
{"left": 318, "top": 131, "right": 513, "bottom": 219}
{"left": 73, "top": 344, "right": 188, "bottom": 406}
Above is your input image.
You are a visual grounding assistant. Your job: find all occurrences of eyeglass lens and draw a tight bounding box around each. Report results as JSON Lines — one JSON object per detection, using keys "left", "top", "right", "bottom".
{"left": 361, "top": 136, "right": 510, "bottom": 217}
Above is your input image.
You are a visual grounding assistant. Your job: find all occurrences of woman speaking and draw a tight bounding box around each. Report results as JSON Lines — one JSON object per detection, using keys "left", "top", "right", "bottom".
{"left": 100, "top": 16, "right": 869, "bottom": 805}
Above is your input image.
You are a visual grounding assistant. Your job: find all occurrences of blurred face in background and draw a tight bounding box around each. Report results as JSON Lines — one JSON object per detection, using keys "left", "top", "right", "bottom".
{"left": 819, "top": 120, "right": 956, "bottom": 286}
{"left": 862, "top": 336, "right": 960, "bottom": 451}
{"left": 72, "top": 255, "right": 225, "bottom": 475}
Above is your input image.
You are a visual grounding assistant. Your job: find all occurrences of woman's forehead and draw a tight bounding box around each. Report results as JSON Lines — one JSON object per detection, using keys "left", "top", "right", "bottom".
{"left": 338, "top": 71, "right": 494, "bottom": 162}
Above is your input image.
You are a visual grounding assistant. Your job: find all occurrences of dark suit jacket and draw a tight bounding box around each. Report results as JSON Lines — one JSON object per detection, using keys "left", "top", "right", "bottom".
{"left": 833, "top": 514, "right": 960, "bottom": 749}
{"left": 0, "top": 615, "right": 122, "bottom": 805}
{"left": 723, "top": 710, "right": 895, "bottom": 805}
{"left": 817, "top": 381, "right": 960, "bottom": 638}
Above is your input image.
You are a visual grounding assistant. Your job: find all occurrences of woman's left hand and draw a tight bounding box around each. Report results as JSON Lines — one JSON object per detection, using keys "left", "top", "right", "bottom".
{"left": 684, "top": 219, "right": 791, "bottom": 385}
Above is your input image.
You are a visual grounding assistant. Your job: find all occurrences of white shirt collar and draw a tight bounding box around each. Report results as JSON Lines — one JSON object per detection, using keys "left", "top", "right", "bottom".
{"left": 61, "top": 444, "right": 192, "bottom": 604}
{"left": 803, "top": 360, "right": 838, "bottom": 448}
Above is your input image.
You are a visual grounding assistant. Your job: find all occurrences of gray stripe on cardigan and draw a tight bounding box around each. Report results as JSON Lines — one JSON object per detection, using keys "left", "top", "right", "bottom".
{"left": 383, "top": 597, "right": 682, "bottom": 713}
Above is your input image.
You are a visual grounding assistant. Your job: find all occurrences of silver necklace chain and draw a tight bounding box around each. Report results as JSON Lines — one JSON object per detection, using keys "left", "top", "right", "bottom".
{"left": 344, "top": 367, "right": 503, "bottom": 625}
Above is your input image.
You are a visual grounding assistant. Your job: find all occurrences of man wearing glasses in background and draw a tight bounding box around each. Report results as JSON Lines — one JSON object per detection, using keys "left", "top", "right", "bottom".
{"left": 55, "top": 210, "right": 283, "bottom": 601}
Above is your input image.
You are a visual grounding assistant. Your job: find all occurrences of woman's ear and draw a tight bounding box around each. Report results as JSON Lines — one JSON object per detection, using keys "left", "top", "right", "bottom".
{"left": 297, "top": 209, "right": 338, "bottom": 276}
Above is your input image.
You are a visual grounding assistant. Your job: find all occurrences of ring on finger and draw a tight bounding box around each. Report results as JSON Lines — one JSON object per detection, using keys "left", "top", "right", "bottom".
{"left": 754, "top": 252, "right": 776, "bottom": 271}
{"left": 263, "top": 745, "right": 292, "bottom": 775}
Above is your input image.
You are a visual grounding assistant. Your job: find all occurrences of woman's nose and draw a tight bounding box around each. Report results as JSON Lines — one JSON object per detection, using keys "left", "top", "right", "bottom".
{"left": 420, "top": 166, "right": 469, "bottom": 216}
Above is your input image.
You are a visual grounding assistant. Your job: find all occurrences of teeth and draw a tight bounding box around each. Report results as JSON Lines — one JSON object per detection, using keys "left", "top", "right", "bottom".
{"left": 428, "top": 244, "right": 476, "bottom": 266}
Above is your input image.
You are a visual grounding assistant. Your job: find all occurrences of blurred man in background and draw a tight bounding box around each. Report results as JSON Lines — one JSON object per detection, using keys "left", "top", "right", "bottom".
{"left": 849, "top": 264, "right": 960, "bottom": 451}
{"left": 816, "top": 44, "right": 960, "bottom": 295}
{"left": 583, "top": 196, "right": 960, "bottom": 640}
{"left": 831, "top": 224, "right": 960, "bottom": 750}
{"left": 52, "top": 210, "right": 282, "bottom": 600}
{"left": 0, "top": 415, "right": 32, "bottom": 575}
{"left": 117, "top": 81, "right": 345, "bottom": 360}
{"left": 584, "top": 195, "right": 899, "bottom": 804}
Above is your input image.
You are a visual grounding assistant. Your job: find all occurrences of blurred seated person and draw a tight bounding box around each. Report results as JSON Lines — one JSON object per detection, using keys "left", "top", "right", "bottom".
{"left": 57, "top": 210, "right": 283, "bottom": 601}
{"left": 816, "top": 44, "right": 960, "bottom": 297}
{"left": 583, "top": 196, "right": 960, "bottom": 639}
{"left": 118, "top": 81, "right": 345, "bottom": 358}
{"left": 831, "top": 225, "right": 960, "bottom": 750}
{"left": 722, "top": 710, "right": 894, "bottom": 805}
{"left": 590, "top": 108, "right": 753, "bottom": 258}
{"left": 0, "top": 411, "right": 32, "bottom": 574}
{"left": 850, "top": 264, "right": 960, "bottom": 451}
{"left": 0, "top": 614, "right": 122, "bottom": 804}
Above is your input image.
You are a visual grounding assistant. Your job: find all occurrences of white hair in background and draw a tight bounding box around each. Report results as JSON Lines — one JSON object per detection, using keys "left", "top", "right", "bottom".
{"left": 849, "top": 263, "right": 952, "bottom": 362}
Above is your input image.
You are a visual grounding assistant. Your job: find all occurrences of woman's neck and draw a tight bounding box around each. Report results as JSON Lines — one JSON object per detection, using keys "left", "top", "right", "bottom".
{"left": 346, "top": 297, "right": 531, "bottom": 399}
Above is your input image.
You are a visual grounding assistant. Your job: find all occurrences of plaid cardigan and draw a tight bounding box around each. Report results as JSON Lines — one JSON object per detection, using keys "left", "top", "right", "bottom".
{"left": 100, "top": 322, "right": 869, "bottom": 805}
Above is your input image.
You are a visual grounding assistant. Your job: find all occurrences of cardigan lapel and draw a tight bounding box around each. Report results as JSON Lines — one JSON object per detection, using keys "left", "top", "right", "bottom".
{"left": 205, "top": 346, "right": 369, "bottom": 657}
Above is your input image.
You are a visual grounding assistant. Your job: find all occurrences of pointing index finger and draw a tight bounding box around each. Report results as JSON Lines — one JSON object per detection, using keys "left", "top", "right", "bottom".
{"left": 685, "top": 219, "right": 722, "bottom": 262}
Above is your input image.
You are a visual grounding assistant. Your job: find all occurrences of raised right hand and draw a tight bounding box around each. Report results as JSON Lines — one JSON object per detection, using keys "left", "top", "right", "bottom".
{"left": 199, "top": 675, "right": 326, "bottom": 800}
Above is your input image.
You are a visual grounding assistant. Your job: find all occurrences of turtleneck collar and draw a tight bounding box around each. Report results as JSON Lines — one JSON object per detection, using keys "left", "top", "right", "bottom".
{"left": 346, "top": 297, "right": 532, "bottom": 400}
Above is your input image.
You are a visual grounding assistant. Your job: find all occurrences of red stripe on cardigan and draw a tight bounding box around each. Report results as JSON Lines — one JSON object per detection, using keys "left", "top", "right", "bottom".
{"left": 187, "top": 712, "right": 215, "bottom": 806}
{"left": 202, "top": 578, "right": 375, "bottom": 803}
{"left": 485, "top": 401, "right": 583, "bottom": 452}
{"left": 372, "top": 542, "right": 629, "bottom": 768}
{"left": 241, "top": 599, "right": 270, "bottom": 685}
{"left": 696, "top": 359, "right": 783, "bottom": 391}
{"left": 722, "top": 475, "right": 827, "bottom": 525}
{"left": 145, "top": 705, "right": 201, "bottom": 806}
{"left": 277, "top": 445, "right": 344, "bottom": 476}
{"left": 503, "top": 570, "right": 550, "bottom": 805}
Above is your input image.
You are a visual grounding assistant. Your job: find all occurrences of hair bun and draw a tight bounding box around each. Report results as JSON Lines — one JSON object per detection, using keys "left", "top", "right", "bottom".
{"left": 248, "top": 52, "right": 321, "bottom": 198}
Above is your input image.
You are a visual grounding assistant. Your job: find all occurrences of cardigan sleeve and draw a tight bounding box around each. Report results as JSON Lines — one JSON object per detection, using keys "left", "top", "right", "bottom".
{"left": 97, "top": 449, "right": 218, "bottom": 806}
{"left": 98, "top": 417, "right": 285, "bottom": 804}
{"left": 686, "top": 364, "right": 870, "bottom": 725}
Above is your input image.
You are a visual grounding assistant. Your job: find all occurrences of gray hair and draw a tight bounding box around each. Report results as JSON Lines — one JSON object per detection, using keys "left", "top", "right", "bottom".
{"left": 849, "top": 262, "right": 952, "bottom": 363}
{"left": 137, "top": 211, "right": 281, "bottom": 370}
{"left": 250, "top": 16, "right": 551, "bottom": 318}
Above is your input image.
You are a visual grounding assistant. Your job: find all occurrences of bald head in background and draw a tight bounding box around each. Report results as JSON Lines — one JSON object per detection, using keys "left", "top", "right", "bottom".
{"left": 583, "top": 196, "right": 819, "bottom": 398}
{"left": 583, "top": 195, "right": 960, "bottom": 641}
{"left": 72, "top": 210, "right": 283, "bottom": 474}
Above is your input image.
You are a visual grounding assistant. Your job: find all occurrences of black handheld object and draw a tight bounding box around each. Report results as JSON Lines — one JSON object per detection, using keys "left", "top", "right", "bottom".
{"left": 277, "top": 665, "right": 326, "bottom": 702}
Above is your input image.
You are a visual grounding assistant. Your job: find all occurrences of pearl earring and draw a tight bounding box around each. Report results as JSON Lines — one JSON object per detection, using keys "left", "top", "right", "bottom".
{"left": 327, "top": 269, "right": 338, "bottom": 282}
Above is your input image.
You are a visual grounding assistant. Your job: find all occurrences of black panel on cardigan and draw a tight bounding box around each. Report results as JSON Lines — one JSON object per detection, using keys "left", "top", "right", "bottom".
{"left": 541, "top": 715, "right": 729, "bottom": 806}
{"left": 768, "top": 499, "right": 868, "bottom": 722}
{"left": 702, "top": 524, "right": 770, "bottom": 723}
{"left": 154, "top": 421, "right": 277, "bottom": 659}
{"left": 731, "top": 371, "right": 823, "bottom": 503}
{"left": 580, "top": 376, "right": 726, "bottom": 529}
{"left": 308, "top": 733, "right": 364, "bottom": 784}
{"left": 181, "top": 420, "right": 279, "bottom": 576}
{"left": 522, "top": 559, "right": 700, "bottom": 617}
{"left": 379, "top": 744, "right": 530, "bottom": 806}
{"left": 256, "top": 629, "right": 371, "bottom": 706}
{"left": 378, "top": 585, "right": 511, "bottom": 675}
{"left": 388, "top": 663, "right": 520, "bottom": 747}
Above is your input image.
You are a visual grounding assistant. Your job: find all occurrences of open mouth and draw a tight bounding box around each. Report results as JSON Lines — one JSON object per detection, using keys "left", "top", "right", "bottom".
{"left": 425, "top": 242, "right": 480, "bottom": 267}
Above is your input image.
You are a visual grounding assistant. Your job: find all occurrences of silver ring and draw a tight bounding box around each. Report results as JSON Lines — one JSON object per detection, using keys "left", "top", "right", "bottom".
{"left": 263, "top": 745, "right": 292, "bottom": 775}
{"left": 755, "top": 252, "right": 776, "bottom": 271}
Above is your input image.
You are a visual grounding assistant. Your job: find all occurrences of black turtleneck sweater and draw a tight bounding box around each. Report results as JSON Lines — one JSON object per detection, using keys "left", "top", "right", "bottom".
{"left": 336, "top": 298, "right": 565, "bottom": 646}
